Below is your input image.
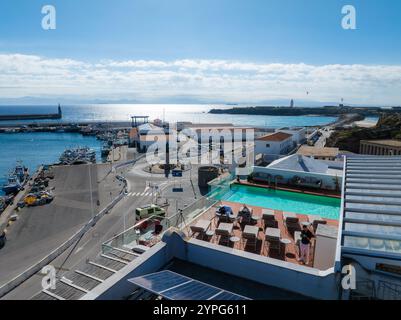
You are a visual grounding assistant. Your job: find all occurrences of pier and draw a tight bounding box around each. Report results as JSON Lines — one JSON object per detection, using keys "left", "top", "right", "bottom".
{"left": 0, "top": 105, "right": 62, "bottom": 121}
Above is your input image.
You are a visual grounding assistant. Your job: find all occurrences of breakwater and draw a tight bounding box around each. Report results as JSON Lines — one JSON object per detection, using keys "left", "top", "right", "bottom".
{"left": 0, "top": 106, "right": 62, "bottom": 121}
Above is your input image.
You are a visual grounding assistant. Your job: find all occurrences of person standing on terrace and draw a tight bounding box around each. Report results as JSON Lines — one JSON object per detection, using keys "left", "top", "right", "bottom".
{"left": 298, "top": 224, "right": 315, "bottom": 265}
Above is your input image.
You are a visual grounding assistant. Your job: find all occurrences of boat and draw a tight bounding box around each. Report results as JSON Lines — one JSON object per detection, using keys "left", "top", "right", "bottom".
{"left": 1, "top": 175, "right": 22, "bottom": 195}
{"left": 13, "top": 162, "right": 29, "bottom": 183}
{"left": 1, "top": 162, "right": 28, "bottom": 195}
{"left": 101, "top": 143, "right": 111, "bottom": 157}
{"left": 59, "top": 147, "right": 97, "bottom": 165}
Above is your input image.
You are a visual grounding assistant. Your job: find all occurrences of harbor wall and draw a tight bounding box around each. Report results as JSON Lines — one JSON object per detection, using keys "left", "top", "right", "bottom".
{"left": 0, "top": 114, "right": 61, "bottom": 121}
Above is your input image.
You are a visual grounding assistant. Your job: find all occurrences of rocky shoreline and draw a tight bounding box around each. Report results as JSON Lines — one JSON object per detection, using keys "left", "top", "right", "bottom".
{"left": 326, "top": 113, "right": 401, "bottom": 153}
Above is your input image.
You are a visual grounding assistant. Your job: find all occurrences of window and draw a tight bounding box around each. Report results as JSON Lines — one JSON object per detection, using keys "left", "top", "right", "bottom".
{"left": 376, "top": 263, "right": 401, "bottom": 275}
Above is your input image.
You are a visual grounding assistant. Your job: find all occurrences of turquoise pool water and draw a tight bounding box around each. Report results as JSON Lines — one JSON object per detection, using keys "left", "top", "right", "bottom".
{"left": 212, "top": 184, "right": 341, "bottom": 220}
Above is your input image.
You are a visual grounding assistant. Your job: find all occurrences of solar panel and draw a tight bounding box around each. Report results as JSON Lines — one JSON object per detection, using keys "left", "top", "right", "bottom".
{"left": 131, "top": 270, "right": 190, "bottom": 292}
{"left": 163, "top": 281, "right": 221, "bottom": 300}
{"left": 128, "top": 270, "right": 251, "bottom": 300}
{"left": 209, "top": 291, "right": 247, "bottom": 300}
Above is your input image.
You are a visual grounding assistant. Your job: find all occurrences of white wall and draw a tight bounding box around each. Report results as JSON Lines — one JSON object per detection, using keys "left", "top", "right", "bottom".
{"left": 255, "top": 137, "right": 292, "bottom": 156}
{"left": 185, "top": 238, "right": 340, "bottom": 300}
{"left": 252, "top": 166, "right": 342, "bottom": 190}
{"left": 83, "top": 230, "right": 341, "bottom": 300}
{"left": 276, "top": 128, "right": 306, "bottom": 144}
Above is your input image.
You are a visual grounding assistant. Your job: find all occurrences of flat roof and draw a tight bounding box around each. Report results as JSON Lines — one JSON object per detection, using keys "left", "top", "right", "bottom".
{"left": 257, "top": 132, "right": 293, "bottom": 142}
{"left": 164, "top": 259, "right": 309, "bottom": 300}
{"left": 297, "top": 145, "right": 339, "bottom": 157}
{"left": 128, "top": 270, "right": 250, "bottom": 300}
{"left": 341, "top": 155, "right": 401, "bottom": 260}
{"left": 361, "top": 140, "right": 401, "bottom": 148}
{"left": 268, "top": 154, "right": 332, "bottom": 174}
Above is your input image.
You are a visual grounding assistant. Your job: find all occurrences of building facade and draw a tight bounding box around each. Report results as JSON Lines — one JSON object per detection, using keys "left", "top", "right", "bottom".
{"left": 360, "top": 140, "right": 401, "bottom": 156}
{"left": 254, "top": 132, "right": 293, "bottom": 156}
{"left": 276, "top": 127, "right": 306, "bottom": 145}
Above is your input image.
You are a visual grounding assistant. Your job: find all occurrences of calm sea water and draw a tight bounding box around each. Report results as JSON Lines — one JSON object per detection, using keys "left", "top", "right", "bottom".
{"left": 0, "top": 104, "right": 336, "bottom": 195}
{"left": 0, "top": 104, "right": 337, "bottom": 127}
{"left": 0, "top": 132, "right": 102, "bottom": 195}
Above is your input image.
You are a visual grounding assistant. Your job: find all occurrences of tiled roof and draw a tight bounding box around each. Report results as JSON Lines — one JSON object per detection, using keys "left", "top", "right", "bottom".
{"left": 297, "top": 145, "right": 339, "bottom": 157}
{"left": 256, "top": 132, "right": 292, "bottom": 142}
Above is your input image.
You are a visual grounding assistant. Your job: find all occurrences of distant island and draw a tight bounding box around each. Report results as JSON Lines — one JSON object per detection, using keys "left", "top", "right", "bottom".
{"left": 209, "top": 105, "right": 401, "bottom": 117}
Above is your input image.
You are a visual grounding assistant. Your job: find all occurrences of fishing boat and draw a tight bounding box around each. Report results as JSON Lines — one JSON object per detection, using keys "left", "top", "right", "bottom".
{"left": 1, "top": 162, "right": 28, "bottom": 195}
{"left": 101, "top": 143, "right": 111, "bottom": 157}
{"left": 14, "top": 162, "right": 29, "bottom": 183}
{"left": 1, "top": 175, "right": 22, "bottom": 195}
{"left": 59, "top": 147, "right": 97, "bottom": 165}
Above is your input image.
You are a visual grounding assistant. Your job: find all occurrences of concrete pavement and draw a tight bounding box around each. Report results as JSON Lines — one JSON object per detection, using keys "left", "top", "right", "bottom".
{"left": 0, "top": 163, "right": 120, "bottom": 286}
{"left": 2, "top": 155, "right": 204, "bottom": 299}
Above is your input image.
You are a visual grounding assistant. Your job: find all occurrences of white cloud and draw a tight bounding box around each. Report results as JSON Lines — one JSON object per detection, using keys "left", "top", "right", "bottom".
{"left": 0, "top": 53, "right": 400, "bottom": 104}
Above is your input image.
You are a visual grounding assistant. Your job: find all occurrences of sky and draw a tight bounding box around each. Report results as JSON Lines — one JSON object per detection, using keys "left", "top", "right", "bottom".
{"left": 0, "top": 0, "right": 400, "bottom": 105}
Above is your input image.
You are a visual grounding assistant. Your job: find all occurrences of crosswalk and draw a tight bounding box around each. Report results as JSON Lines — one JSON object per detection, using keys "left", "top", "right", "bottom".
{"left": 126, "top": 191, "right": 157, "bottom": 198}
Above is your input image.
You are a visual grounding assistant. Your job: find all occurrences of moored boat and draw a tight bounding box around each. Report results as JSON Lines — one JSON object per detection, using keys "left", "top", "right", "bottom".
{"left": 1, "top": 175, "right": 22, "bottom": 195}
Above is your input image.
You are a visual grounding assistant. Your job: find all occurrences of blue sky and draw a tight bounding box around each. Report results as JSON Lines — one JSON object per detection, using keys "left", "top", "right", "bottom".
{"left": 0, "top": 0, "right": 400, "bottom": 105}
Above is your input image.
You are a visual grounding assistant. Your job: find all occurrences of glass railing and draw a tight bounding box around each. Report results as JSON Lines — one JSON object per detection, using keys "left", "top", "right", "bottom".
{"left": 101, "top": 196, "right": 219, "bottom": 254}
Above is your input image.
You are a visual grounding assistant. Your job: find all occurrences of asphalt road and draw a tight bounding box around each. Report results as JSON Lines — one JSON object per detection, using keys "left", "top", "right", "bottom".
{"left": 314, "top": 128, "right": 334, "bottom": 148}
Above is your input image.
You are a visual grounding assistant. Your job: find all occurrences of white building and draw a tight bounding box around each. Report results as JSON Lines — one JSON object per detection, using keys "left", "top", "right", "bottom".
{"left": 252, "top": 154, "right": 343, "bottom": 190}
{"left": 275, "top": 127, "right": 306, "bottom": 145}
{"left": 255, "top": 132, "right": 293, "bottom": 156}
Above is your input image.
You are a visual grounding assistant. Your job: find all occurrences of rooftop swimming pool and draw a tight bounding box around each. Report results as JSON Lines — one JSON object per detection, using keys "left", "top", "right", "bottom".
{"left": 211, "top": 184, "right": 341, "bottom": 220}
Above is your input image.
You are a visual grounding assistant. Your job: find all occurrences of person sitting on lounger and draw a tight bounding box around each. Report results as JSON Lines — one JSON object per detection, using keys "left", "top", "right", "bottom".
{"left": 298, "top": 224, "right": 315, "bottom": 264}
{"left": 239, "top": 204, "right": 251, "bottom": 224}
{"left": 217, "top": 206, "right": 226, "bottom": 215}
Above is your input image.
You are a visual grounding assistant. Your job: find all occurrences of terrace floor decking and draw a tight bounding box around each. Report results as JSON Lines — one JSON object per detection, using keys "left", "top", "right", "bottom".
{"left": 186, "top": 201, "right": 339, "bottom": 268}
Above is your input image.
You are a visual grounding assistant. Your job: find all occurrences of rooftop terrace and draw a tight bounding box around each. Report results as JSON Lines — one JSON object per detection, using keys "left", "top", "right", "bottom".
{"left": 185, "top": 200, "right": 338, "bottom": 269}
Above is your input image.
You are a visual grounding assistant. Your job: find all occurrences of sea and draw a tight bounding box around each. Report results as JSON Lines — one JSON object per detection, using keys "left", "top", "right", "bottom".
{"left": 0, "top": 104, "right": 339, "bottom": 195}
